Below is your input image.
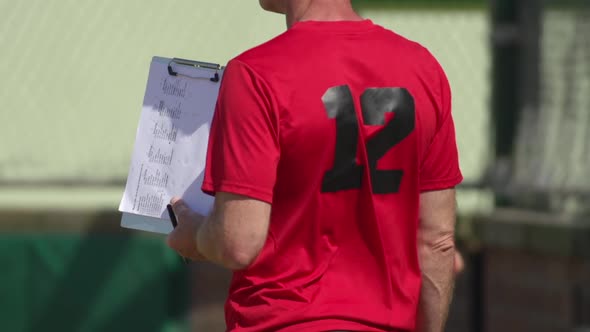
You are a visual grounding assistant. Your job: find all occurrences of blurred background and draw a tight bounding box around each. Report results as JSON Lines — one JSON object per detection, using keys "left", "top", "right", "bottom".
{"left": 0, "top": 0, "right": 588, "bottom": 331}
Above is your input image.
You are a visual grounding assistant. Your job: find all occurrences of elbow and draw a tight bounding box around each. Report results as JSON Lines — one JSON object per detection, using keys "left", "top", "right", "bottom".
{"left": 420, "top": 232, "right": 456, "bottom": 254}
{"left": 417, "top": 233, "right": 456, "bottom": 273}
{"left": 221, "top": 247, "right": 261, "bottom": 270}
{"left": 433, "top": 234, "right": 455, "bottom": 254}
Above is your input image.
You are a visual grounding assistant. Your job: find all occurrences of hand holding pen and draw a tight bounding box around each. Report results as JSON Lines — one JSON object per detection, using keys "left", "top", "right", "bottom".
{"left": 166, "top": 198, "right": 207, "bottom": 264}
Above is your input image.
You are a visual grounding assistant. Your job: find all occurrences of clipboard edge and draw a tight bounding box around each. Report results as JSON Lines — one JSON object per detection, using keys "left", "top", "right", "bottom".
{"left": 167, "top": 57, "right": 223, "bottom": 82}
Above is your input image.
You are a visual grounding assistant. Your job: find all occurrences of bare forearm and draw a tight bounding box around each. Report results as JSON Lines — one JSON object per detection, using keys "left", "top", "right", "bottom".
{"left": 196, "top": 215, "right": 228, "bottom": 266}
{"left": 167, "top": 193, "right": 269, "bottom": 269}
{"left": 416, "top": 188, "right": 457, "bottom": 332}
{"left": 196, "top": 196, "right": 268, "bottom": 270}
{"left": 416, "top": 243, "right": 455, "bottom": 332}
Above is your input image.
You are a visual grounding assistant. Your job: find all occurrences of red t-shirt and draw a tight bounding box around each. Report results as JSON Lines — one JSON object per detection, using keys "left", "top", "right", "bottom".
{"left": 202, "top": 20, "right": 462, "bottom": 332}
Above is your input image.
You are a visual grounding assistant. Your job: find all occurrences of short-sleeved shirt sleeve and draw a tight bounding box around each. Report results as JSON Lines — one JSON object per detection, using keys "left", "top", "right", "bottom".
{"left": 201, "top": 59, "right": 280, "bottom": 203}
{"left": 419, "top": 62, "right": 463, "bottom": 192}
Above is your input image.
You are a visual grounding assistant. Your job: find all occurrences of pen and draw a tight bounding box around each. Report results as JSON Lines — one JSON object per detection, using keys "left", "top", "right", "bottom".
{"left": 167, "top": 204, "right": 189, "bottom": 265}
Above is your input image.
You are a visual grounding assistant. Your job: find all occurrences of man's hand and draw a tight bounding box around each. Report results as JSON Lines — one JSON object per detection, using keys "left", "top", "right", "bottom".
{"left": 454, "top": 251, "right": 465, "bottom": 276}
{"left": 166, "top": 197, "right": 207, "bottom": 261}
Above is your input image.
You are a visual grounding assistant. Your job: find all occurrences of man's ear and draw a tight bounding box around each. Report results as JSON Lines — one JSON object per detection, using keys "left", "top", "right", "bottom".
{"left": 259, "top": 0, "right": 287, "bottom": 14}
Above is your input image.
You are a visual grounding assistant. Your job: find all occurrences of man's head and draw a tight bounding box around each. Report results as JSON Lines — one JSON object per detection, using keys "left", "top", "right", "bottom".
{"left": 259, "top": 0, "right": 287, "bottom": 14}
{"left": 259, "top": 0, "right": 359, "bottom": 28}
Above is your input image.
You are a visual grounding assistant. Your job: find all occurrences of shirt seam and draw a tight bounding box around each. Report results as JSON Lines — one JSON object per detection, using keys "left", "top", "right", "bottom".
{"left": 230, "top": 58, "right": 283, "bottom": 151}
{"left": 420, "top": 174, "right": 463, "bottom": 191}
{"left": 202, "top": 180, "right": 273, "bottom": 202}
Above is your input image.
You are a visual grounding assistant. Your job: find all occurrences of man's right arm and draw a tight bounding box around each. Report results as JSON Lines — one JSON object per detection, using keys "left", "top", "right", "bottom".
{"left": 416, "top": 188, "right": 457, "bottom": 332}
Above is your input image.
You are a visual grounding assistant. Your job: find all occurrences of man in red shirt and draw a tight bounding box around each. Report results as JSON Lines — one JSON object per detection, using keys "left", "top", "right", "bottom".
{"left": 167, "top": 0, "right": 462, "bottom": 331}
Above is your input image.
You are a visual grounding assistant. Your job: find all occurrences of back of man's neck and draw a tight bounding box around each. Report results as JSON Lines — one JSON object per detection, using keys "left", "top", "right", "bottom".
{"left": 286, "top": 1, "right": 363, "bottom": 28}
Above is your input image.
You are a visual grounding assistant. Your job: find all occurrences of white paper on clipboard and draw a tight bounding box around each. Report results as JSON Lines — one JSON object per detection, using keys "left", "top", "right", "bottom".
{"left": 119, "top": 56, "right": 223, "bottom": 234}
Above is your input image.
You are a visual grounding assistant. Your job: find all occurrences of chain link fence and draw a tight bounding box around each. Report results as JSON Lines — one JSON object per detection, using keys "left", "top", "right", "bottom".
{"left": 512, "top": 0, "right": 590, "bottom": 215}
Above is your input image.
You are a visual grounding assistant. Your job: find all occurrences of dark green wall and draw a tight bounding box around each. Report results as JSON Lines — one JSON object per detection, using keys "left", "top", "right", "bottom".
{"left": 0, "top": 233, "right": 188, "bottom": 332}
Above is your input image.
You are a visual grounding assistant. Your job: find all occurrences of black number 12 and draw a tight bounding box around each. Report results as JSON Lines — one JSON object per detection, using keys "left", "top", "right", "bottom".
{"left": 321, "top": 85, "right": 415, "bottom": 194}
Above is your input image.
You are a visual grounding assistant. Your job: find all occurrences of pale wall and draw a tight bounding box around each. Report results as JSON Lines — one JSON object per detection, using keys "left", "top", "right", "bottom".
{"left": 0, "top": 2, "right": 490, "bottom": 211}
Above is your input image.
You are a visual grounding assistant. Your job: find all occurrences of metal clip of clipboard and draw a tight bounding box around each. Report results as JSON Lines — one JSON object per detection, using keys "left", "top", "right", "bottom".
{"left": 167, "top": 57, "right": 223, "bottom": 82}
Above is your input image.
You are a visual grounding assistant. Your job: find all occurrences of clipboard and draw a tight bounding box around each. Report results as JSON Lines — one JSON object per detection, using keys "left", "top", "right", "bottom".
{"left": 167, "top": 57, "right": 222, "bottom": 82}
{"left": 119, "top": 56, "right": 224, "bottom": 234}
